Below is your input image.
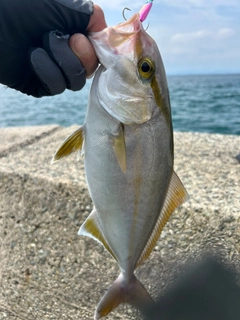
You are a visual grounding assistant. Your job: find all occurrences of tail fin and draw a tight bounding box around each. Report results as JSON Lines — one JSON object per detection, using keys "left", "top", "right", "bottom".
{"left": 94, "top": 273, "right": 153, "bottom": 320}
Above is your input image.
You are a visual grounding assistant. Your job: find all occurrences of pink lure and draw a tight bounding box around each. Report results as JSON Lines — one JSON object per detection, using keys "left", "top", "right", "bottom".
{"left": 139, "top": 0, "right": 153, "bottom": 22}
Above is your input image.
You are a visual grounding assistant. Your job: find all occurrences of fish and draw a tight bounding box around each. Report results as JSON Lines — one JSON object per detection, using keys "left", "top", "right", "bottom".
{"left": 52, "top": 7, "right": 188, "bottom": 320}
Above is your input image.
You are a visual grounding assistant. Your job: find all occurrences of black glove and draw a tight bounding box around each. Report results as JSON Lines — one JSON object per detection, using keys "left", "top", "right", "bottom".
{"left": 0, "top": 0, "right": 93, "bottom": 97}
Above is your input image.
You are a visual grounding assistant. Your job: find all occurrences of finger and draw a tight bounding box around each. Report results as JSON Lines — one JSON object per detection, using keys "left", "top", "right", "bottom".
{"left": 69, "top": 34, "right": 98, "bottom": 78}
{"left": 87, "top": 4, "right": 107, "bottom": 32}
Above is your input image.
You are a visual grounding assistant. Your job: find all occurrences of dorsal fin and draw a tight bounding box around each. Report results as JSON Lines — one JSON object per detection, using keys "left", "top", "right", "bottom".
{"left": 51, "top": 126, "right": 84, "bottom": 163}
{"left": 79, "top": 209, "right": 117, "bottom": 261}
{"left": 136, "top": 171, "right": 188, "bottom": 268}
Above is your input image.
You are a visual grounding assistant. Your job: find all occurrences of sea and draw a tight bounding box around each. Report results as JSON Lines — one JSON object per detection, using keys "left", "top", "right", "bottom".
{"left": 0, "top": 74, "right": 239, "bottom": 135}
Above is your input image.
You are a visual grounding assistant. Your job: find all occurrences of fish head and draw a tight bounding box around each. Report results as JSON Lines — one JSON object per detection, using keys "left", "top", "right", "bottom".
{"left": 89, "top": 13, "right": 171, "bottom": 125}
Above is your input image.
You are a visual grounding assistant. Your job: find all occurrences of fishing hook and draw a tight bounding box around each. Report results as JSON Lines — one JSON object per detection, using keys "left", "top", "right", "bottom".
{"left": 145, "top": 22, "right": 150, "bottom": 31}
{"left": 122, "top": 7, "right": 131, "bottom": 21}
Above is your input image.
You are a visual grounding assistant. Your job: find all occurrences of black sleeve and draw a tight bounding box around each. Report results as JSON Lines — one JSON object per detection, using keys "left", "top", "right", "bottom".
{"left": 0, "top": 0, "right": 94, "bottom": 97}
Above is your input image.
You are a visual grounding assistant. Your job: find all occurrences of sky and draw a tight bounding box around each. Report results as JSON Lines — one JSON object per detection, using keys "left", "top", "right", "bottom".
{"left": 95, "top": 0, "right": 240, "bottom": 75}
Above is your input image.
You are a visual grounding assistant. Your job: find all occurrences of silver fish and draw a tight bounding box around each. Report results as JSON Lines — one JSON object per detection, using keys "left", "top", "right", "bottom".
{"left": 53, "top": 11, "right": 188, "bottom": 320}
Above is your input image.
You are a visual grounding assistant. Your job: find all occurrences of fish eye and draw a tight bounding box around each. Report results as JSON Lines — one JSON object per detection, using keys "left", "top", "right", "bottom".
{"left": 138, "top": 58, "right": 155, "bottom": 81}
{"left": 141, "top": 62, "right": 151, "bottom": 73}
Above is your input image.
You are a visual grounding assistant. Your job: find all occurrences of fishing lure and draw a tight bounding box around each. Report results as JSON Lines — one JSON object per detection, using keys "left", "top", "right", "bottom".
{"left": 139, "top": 0, "right": 154, "bottom": 22}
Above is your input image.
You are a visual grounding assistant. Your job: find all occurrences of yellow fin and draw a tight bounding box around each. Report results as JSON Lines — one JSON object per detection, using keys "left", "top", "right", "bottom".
{"left": 112, "top": 124, "right": 127, "bottom": 174}
{"left": 136, "top": 171, "right": 188, "bottom": 268}
{"left": 94, "top": 273, "right": 153, "bottom": 320}
{"left": 51, "top": 126, "right": 84, "bottom": 163}
{"left": 79, "top": 209, "right": 117, "bottom": 261}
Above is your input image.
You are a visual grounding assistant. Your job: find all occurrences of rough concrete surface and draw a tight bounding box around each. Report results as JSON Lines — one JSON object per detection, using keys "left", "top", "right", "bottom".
{"left": 0, "top": 125, "right": 239, "bottom": 320}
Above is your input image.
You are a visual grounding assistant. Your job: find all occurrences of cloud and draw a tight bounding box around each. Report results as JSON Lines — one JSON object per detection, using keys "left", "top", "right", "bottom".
{"left": 160, "top": 0, "right": 239, "bottom": 8}
{"left": 148, "top": 23, "right": 239, "bottom": 74}
{"left": 171, "top": 30, "right": 212, "bottom": 44}
{"left": 96, "top": 0, "right": 143, "bottom": 10}
{"left": 95, "top": 0, "right": 240, "bottom": 74}
{"left": 171, "top": 28, "right": 235, "bottom": 44}
{"left": 217, "top": 28, "right": 235, "bottom": 39}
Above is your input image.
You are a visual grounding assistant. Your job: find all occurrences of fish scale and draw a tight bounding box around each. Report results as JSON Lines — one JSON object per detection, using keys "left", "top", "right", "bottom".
{"left": 52, "top": 6, "right": 188, "bottom": 320}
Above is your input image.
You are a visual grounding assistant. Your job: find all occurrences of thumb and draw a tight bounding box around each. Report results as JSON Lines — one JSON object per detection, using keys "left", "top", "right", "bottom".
{"left": 69, "top": 34, "right": 98, "bottom": 78}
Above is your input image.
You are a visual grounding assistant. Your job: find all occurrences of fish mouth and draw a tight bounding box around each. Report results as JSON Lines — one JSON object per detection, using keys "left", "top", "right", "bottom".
{"left": 112, "top": 13, "right": 141, "bottom": 32}
{"left": 107, "top": 14, "right": 142, "bottom": 49}
{"left": 89, "top": 13, "right": 141, "bottom": 37}
{"left": 89, "top": 13, "right": 143, "bottom": 56}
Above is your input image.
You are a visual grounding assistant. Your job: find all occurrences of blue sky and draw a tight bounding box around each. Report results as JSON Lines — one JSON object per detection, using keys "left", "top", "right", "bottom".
{"left": 96, "top": 0, "right": 240, "bottom": 75}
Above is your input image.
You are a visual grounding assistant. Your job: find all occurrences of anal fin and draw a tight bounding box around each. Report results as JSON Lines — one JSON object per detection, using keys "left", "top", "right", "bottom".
{"left": 52, "top": 126, "right": 84, "bottom": 163}
{"left": 79, "top": 209, "right": 116, "bottom": 261}
{"left": 136, "top": 171, "right": 188, "bottom": 267}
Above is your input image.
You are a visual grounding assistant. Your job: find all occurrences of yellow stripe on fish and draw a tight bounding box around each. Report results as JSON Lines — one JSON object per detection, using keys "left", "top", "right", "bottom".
{"left": 52, "top": 8, "right": 188, "bottom": 320}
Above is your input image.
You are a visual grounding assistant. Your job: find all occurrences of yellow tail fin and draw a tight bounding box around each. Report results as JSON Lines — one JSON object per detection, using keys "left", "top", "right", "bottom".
{"left": 94, "top": 273, "right": 153, "bottom": 319}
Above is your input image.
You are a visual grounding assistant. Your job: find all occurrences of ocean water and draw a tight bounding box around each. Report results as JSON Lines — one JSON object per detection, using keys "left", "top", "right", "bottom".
{"left": 0, "top": 74, "right": 239, "bottom": 135}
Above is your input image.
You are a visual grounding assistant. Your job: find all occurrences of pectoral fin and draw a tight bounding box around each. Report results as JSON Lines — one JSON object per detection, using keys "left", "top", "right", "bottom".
{"left": 136, "top": 171, "right": 188, "bottom": 267}
{"left": 79, "top": 209, "right": 117, "bottom": 261}
{"left": 112, "top": 124, "right": 127, "bottom": 174}
{"left": 51, "top": 126, "right": 84, "bottom": 163}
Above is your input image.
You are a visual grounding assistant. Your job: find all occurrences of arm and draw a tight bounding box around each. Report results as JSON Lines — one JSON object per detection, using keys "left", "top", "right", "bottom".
{"left": 0, "top": 0, "right": 106, "bottom": 97}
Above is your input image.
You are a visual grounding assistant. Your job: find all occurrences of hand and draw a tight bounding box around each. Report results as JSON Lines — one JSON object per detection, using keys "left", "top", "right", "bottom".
{"left": 69, "top": 5, "right": 107, "bottom": 79}
{"left": 0, "top": 0, "right": 107, "bottom": 97}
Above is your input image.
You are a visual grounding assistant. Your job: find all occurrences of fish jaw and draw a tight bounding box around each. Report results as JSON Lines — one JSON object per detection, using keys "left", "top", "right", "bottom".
{"left": 89, "top": 14, "right": 143, "bottom": 65}
{"left": 88, "top": 14, "right": 162, "bottom": 125}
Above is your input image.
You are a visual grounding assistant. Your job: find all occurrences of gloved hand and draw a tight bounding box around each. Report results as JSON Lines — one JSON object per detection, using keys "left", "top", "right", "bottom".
{"left": 0, "top": 0, "right": 106, "bottom": 97}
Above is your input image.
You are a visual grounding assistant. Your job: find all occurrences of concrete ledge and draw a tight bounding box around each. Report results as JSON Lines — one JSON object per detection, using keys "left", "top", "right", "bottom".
{"left": 0, "top": 126, "right": 240, "bottom": 319}
{"left": 0, "top": 125, "right": 60, "bottom": 157}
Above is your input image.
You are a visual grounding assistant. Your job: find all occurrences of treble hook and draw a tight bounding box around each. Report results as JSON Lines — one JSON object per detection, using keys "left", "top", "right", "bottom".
{"left": 122, "top": 7, "right": 131, "bottom": 21}
{"left": 145, "top": 22, "right": 150, "bottom": 31}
